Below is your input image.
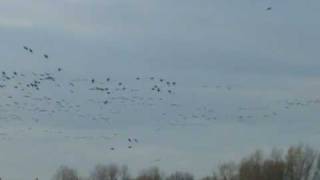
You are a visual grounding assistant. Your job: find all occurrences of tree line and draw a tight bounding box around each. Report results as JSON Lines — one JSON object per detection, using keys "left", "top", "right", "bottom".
{"left": 50, "top": 145, "right": 320, "bottom": 180}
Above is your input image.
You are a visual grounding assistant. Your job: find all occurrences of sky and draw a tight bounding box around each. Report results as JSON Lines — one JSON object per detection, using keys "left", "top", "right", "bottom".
{"left": 0, "top": 0, "right": 320, "bottom": 179}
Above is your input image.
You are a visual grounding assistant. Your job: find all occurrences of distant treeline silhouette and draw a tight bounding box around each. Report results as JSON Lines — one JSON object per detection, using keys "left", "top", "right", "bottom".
{"left": 42, "top": 145, "right": 320, "bottom": 180}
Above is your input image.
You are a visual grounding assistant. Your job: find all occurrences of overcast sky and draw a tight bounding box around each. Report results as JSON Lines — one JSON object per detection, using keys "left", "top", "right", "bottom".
{"left": 0, "top": 0, "right": 320, "bottom": 179}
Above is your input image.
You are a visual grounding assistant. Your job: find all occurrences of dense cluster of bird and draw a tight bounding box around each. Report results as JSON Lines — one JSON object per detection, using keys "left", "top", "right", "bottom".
{"left": 0, "top": 46, "right": 182, "bottom": 150}
{"left": 1, "top": 43, "right": 320, "bottom": 151}
{"left": 0, "top": 2, "right": 278, "bottom": 143}
{"left": 283, "top": 99, "right": 320, "bottom": 109}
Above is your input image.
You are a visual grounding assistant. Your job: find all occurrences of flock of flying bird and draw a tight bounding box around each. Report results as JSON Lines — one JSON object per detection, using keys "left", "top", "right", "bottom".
{"left": 0, "top": 4, "right": 281, "bottom": 152}
{"left": 0, "top": 45, "right": 181, "bottom": 151}
{"left": 1, "top": 39, "right": 320, "bottom": 152}
{"left": 23, "top": 46, "right": 49, "bottom": 59}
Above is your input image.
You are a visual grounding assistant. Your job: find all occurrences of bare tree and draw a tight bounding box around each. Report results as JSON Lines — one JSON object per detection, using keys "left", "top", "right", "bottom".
{"left": 312, "top": 155, "right": 320, "bottom": 180}
{"left": 120, "top": 165, "right": 131, "bottom": 180}
{"left": 28, "top": 145, "right": 320, "bottom": 180}
{"left": 137, "top": 167, "right": 163, "bottom": 180}
{"left": 285, "top": 145, "right": 317, "bottom": 180}
{"left": 90, "top": 164, "right": 120, "bottom": 180}
{"left": 213, "top": 162, "right": 238, "bottom": 180}
{"left": 239, "top": 150, "right": 263, "bottom": 180}
{"left": 53, "top": 166, "right": 79, "bottom": 180}
{"left": 258, "top": 148, "right": 285, "bottom": 180}
{"left": 201, "top": 176, "right": 215, "bottom": 180}
{"left": 166, "top": 171, "right": 194, "bottom": 180}
{"left": 262, "top": 158, "right": 285, "bottom": 180}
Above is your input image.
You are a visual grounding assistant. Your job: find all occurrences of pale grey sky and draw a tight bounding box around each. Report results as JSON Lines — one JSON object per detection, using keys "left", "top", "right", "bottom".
{"left": 0, "top": 0, "right": 320, "bottom": 179}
